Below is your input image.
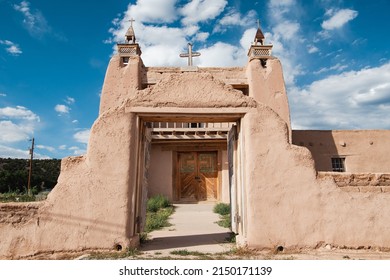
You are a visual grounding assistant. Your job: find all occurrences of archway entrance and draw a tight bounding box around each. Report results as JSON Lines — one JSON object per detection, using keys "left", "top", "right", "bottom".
{"left": 130, "top": 107, "right": 248, "bottom": 250}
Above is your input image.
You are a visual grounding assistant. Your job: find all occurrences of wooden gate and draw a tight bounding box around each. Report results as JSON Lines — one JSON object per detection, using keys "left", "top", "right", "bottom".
{"left": 177, "top": 152, "right": 218, "bottom": 201}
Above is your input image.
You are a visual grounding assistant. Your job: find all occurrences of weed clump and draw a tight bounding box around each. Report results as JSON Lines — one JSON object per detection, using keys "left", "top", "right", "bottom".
{"left": 213, "top": 203, "right": 230, "bottom": 216}
{"left": 213, "top": 203, "right": 231, "bottom": 229}
{"left": 143, "top": 195, "right": 174, "bottom": 233}
{"left": 147, "top": 195, "right": 171, "bottom": 212}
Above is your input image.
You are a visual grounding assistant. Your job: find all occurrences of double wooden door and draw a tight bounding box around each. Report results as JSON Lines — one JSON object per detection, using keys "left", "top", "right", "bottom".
{"left": 177, "top": 152, "right": 218, "bottom": 201}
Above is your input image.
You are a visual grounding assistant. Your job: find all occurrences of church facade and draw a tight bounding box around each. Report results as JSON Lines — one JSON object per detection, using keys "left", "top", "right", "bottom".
{"left": 0, "top": 24, "right": 390, "bottom": 258}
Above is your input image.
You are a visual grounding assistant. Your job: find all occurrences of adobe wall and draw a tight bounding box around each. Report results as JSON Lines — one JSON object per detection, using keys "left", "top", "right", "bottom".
{"left": 241, "top": 105, "right": 390, "bottom": 249}
{"left": 0, "top": 55, "right": 258, "bottom": 258}
{"left": 142, "top": 67, "right": 247, "bottom": 86}
{"left": 0, "top": 108, "right": 139, "bottom": 259}
{"left": 318, "top": 172, "right": 390, "bottom": 193}
{"left": 292, "top": 130, "right": 390, "bottom": 172}
{"left": 149, "top": 146, "right": 173, "bottom": 200}
{"left": 221, "top": 150, "right": 230, "bottom": 203}
{"left": 246, "top": 58, "right": 291, "bottom": 139}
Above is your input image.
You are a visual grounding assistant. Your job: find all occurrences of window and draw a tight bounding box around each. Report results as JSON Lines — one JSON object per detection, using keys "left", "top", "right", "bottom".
{"left": 122, "top": 57, "right": 129, "bottom": 66}
{"left": 232, "top": 84, "right": 249, "bottom": 96}
{"left": 331, "top": 157, "right": 345, "bottom": 172}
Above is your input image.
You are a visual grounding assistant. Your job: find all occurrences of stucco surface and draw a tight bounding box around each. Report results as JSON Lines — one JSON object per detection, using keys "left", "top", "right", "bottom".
{"left": 127, "top": 71, "right": 256, "bottom": 108}
{"left": 292, "top": 130, "right": 390, "bottom": 172}
{"left": 246, "top": 58, "right": 291, "bottom": 137}
{"left": 241, "top": 105, "right": 390, "bottom": 249}
{"left": 0, "top": 108, "right": 138, "bottom": 259}
{"left": 149, "top": 146, "right": 173, "bottom": 200}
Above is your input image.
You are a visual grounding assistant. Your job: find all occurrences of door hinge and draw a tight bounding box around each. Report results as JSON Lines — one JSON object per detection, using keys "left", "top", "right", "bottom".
{"left": 234, "top": 213, "right": 241, "bottom": 224}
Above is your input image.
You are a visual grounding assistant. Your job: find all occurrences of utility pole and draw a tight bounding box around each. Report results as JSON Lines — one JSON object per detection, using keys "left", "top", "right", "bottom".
{"left": 27, "top": 137, "right": 34, "bottom": 196}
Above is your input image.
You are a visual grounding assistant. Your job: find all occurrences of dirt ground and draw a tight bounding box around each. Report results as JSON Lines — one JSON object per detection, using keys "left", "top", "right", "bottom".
{"left": 14, "top": 245, "right": 390, "bottom": 260}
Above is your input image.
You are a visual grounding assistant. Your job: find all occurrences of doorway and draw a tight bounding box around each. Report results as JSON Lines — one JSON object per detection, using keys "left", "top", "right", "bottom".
{"left": 177, "top": 151, "right": 218, "bottom": 202}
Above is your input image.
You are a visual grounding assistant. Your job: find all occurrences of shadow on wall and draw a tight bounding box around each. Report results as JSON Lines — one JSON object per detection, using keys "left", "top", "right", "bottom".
{"left": 292, "top": 130, "right": 339, "bottom": 172}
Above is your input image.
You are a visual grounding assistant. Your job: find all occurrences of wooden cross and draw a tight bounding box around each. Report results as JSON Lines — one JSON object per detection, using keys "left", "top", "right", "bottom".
{"left": 179, "top": 43, "right": 201, "bottom": 66}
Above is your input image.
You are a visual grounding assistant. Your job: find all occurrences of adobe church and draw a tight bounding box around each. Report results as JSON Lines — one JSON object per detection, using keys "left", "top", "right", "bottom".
{"left": 1, "top": 23, "right": 390, "bottom": 258}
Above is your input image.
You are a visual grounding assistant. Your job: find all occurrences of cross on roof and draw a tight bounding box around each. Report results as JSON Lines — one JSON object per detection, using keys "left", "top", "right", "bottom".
{"left": 128, "top": 18, "right": 135, "bottom": 27}
{"left": 179, "top": 43, "right": 201, "bottom": 66}
{"left": 257, "top": 19, "right": 261, "bottom": 29}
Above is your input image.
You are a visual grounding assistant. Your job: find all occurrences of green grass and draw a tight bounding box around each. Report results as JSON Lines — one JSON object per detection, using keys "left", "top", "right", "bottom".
{"left": 213, "top": 203, "right": 230, "bottom": 216}
{"left": 170, "top": 249, "right": 209, "bottom": 257}
{"left": 144, "top": 206, "right": 174, "bottom": 232}
{"left": 0, "top": 192, "right": 36, "bottom": 203}
{"left": 213, "top": 203, "right": 231, "bottom": 229}
{"left": 142, "top": 195, "right": 174, "bottom": 238}
{"left": 87, "top": 248, "right": 141, "bottom": 260}
{"left": 147, "top": 195, "right": 171, "bottom": 212}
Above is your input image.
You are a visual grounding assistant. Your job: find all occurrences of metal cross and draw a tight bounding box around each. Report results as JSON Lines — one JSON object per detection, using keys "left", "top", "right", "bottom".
{"left": 128, "top": 18, "right": 135, "bottom": 27}
{"left": 257, "top": 19, "right": 261, "bottom": 29}
{"left": 179, "top": 43, "right": 201, "bottom": 66}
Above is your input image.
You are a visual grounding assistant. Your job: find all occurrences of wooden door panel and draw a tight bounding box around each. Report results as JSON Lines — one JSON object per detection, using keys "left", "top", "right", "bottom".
{"left": 178, "top": 151, "right": 218, "bottom": 201}
{"left": 178, "top": 152, "right": 197, "bottom": 200}
{"left": 198, "top": 153, "right": 218, "bottom": 201}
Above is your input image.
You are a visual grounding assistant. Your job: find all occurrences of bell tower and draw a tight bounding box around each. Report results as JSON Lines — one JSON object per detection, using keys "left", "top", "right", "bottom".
{"left": 117, "top": 18, "right": 141, "bottom": 66}
{"left": 247, "top": 20, "right": 273, "bottom": 67}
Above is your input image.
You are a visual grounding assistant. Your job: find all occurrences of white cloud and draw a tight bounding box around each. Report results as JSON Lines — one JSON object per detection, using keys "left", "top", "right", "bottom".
{"left": 272, "top": 21, "right": 300, "bottom": 41}
{"left": 321, "top": 9, "right": 358, "bottom": 30}
{"left": 59, "top": 145, "right": 67, "bottom": 150}
{"left": 0, "top": 106, "right": 39, "bottom": 121}
{"left": 72, "top": 119, "right": 78, "bottom": 124}
{"left": 194, "top": 32, "right": 209, "bottom": 42}
{"left": 106, "top": 0, "right": 264, "bottom": 68}
{"left": 65, "top": 96, "right": 75, "bottom": 104}
{"left": 314, "top": 63, "right": 348, "bottom": 74}
{"left": 0, "top": 40, "right": 22, "bottom": 56}
{"left": 68, "top": 146, "right": 86, "bottom": 156}
{"left": 73, "top": 129, "right": 90, "bottom": 144}
{"left": 268, "top": 0, "right": 296, "bottom": 21}
{"left": 307, "top": 45, "right": 319, "bottom": 54}
{"left": 180, "top": 0, "right": 227, "bottom": 26}
{"left": 0, "top": 145, "right": 49, "bottom": 159}
{"left": 13, "top": 1, "right": 51, "bottom": 38}
{"left": 36, "top": 144, "right": 55, "bottom": 152}
{"left": 0, "top": 145, "right": 30, "bottom": 158}
{"left": 265, "top": 0, "right": 304, "bottom": 87}
{"left": 198, "top": 42, "right": 245, "bottom": 67}
{"left": 125, "top": 0, "right": 178, "bottom": 24}
{"left": 214, "top": 9, "right": 257, "bottom": 33}
{"left": 290, "top": 62, "right": 390, "bottom": 129}
{"left": 0, "top": 93, "right": 6, "bottom": 97}
{"left": 0, "top": 106, "right": 40, "bottom": 144}
{"left": 54, "top": 104, "right": 70, "bottom": 114}
{"left": 0, "top": 121, "right": 31, "bottom": 142}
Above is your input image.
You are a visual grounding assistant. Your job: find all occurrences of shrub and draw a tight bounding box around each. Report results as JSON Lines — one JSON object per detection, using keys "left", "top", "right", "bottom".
{"left": 216, "top": 214, "right": 231, "bottom": 228}
{"left": 144, "top": 207, "right": 173, "bottom": 232}
{"left": 213, "top": 203, "right": 230, "bottom": 216}
{"left": 147, "top": 194, "right": 171, "bottom": 212}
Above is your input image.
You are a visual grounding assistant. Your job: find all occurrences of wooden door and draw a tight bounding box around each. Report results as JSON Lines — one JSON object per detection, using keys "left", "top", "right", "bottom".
{"left": 178, "top": 152, "right": 218, "bottom": 201}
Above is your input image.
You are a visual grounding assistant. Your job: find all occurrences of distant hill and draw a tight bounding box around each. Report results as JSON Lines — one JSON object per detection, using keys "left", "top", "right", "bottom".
{"left": 0, "top": 158, "right": 61, "bottom": 194}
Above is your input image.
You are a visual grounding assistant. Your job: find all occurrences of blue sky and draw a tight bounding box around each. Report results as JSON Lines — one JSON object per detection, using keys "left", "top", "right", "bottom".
{"left": 0, "top": 0, "right": 389, "bottom": 159}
